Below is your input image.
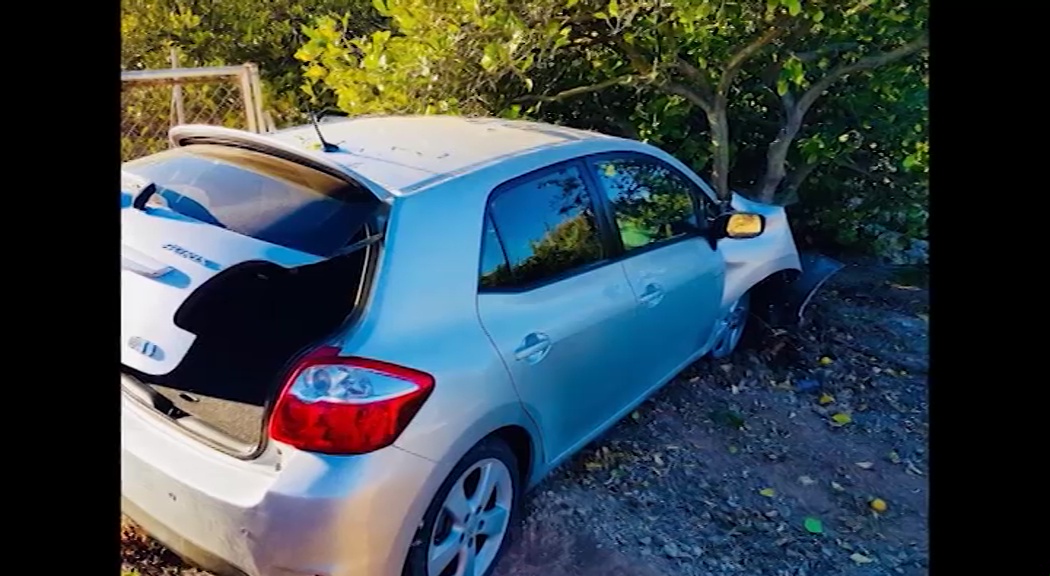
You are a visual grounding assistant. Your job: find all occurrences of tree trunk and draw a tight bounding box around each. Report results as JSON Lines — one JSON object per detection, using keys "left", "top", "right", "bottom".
{"left": 756, "top": 109, "right": 804, "bottom": 203}
{"left": 706, "top": 106, "right": 732, "bottom": 201}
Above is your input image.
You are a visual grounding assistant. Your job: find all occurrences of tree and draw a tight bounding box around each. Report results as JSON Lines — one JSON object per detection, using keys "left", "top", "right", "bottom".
{"left": 299, "top": 0, "right": 926, "bottom": 203}
{"left": 121, "top": 0, "right": 378, "bottom": 126}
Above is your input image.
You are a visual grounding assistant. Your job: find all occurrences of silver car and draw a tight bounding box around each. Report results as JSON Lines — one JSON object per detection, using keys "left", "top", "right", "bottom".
{"left": 121, "top": 115, "right": 831, "bottom": 576}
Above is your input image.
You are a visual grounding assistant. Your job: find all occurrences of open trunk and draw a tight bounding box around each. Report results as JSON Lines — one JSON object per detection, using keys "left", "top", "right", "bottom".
{"left": 121, "top": 141, "right": 385, "bottom": 456}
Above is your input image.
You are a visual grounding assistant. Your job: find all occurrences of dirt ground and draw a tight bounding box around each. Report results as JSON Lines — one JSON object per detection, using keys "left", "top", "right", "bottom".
{"left": 122, "top": 262, "right": 929, "bottom": 576}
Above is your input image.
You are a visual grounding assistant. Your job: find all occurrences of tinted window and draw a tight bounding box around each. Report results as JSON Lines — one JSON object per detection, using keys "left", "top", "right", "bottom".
{"left": 123, "top": 144, "right": 377, "bottom": 257}
{"left": 479, "top": 214, "right": 514, "bottom": 288}
{"left": 486, "top": 164, "right": 605, "bottom": 287}
{"left": 590, "top": 156, "right": 705, "bottom": 251}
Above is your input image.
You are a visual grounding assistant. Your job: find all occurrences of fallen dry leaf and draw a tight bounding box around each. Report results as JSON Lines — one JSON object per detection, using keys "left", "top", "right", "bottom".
{"left": 870, "top": 498, "right": 888, "bottom": 513}
{"left": 818, "top": 393, "right": 835, "bottom": 405}
{"left": 653, "top": 453, "right": 664, "bottom": 466}
{"left": 798, "top": 475, "right": 816, "bottom": 486}
{"left": 759, "top": 488, "right": 776, "bottom": 497}
{"left": 850, "top": 552, "right": 875, "bottom": 564}
{"left": 831, "top": 481, "right": 845, "bottom": 492}
{"left": 831, "top": 413, "right": 852, "bottom": 426}
{"left": 819, "top": 356, "right": 834, "bottom": 366}
{"left": 888, "top": 451, "right": 901, "bottom": 464}
{"left": 855, "top": 461, "right": 875, "bottom": 470}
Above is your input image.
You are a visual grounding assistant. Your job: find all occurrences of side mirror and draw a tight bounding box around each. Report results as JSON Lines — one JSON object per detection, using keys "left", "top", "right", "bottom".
{"left": 711, "top": 212, "right": 765, "bottom": 240}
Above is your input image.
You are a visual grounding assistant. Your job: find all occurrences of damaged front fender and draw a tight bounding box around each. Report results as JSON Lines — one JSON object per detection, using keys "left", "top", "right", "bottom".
{"left": 751, "top": 252, "right": 844, "bottom": 329}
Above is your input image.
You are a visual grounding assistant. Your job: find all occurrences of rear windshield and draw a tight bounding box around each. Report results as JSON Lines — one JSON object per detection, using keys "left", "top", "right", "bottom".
{"left": 123, "top": 144, "right": 378, "bottom": 257}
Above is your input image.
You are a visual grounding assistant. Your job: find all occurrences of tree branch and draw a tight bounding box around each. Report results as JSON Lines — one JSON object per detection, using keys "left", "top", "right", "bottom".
{"left": 656, "top": 80, "right": 714, "bottom": 114}
{"left": 794, "top": 42, "right": 860, "bottom": 63}
{"left": 795, "top": 34, "right": 928, "bottom": 118}
{"left": 673, "top": 57, "right": 714, "bottom": 101}
{"left": 755, "top": 33, "right": 928, "bottom": 202}
{"left": 514, "top": 75, "right": 642, "bottom": 104}
{"left": 717, "top": 22, "right": 789, "bottom": 97}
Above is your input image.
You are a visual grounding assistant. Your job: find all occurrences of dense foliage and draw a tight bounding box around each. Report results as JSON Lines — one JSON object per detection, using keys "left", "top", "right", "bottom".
{"left": 120, "top": 0, "right": 928, "bottom": 263}
{"left": 121, "top": 0, "right": 377, "bottom": 126}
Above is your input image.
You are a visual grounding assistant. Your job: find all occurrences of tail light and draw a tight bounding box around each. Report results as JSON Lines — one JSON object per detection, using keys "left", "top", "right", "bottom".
{"left": 269, "top": 346, "right": 435, "bottom": 455}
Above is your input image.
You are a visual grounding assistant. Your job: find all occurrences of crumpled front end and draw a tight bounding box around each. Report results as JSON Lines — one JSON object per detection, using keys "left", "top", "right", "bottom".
{"left": 719, "top": 192, "right": 843, "bottom": 329}
{"left": 750, "top": 251, "right": 844, "bottom": 328}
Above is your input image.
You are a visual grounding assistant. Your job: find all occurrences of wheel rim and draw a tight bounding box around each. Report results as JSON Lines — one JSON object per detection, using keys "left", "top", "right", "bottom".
{"left": 428, "top": 458, "right": 514, "bottom": 576}
{"left": 711, "top": 293, "right": 750, "bottom": 358}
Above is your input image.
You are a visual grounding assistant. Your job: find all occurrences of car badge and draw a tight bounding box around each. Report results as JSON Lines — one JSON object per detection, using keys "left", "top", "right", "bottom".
{"left": 127, "top": 336, "right": 163, "bottom": 361}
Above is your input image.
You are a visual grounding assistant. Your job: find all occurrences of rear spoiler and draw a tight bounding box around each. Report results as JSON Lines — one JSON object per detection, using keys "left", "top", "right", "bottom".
{"left": 751, "top": 252, "right": 844, "bottom": 328}
{"left": 168, "top": 125, "right": 397, "bottom": 204}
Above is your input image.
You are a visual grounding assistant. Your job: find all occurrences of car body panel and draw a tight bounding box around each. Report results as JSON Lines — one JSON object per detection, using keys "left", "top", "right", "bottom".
{"left": 476, "top": 259, "right": 641, "bottom": 464}
{"left": 121, "top": 116, "right": 815, "bottom": 576}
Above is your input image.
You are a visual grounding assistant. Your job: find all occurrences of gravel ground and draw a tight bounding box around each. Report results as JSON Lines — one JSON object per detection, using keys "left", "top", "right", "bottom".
{"left": 122, "top": 262, "right": 929, "bottom": 576}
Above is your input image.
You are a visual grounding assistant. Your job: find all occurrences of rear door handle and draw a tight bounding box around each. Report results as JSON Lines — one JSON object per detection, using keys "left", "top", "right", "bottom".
{"left": 638, "top": 282, "right": 665, "bottom": 307}
{"left": 514, "top": 332, "right": 552, "bottom": 364}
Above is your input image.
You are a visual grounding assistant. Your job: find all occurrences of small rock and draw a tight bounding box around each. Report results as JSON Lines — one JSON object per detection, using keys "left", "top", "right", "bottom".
{"left": 638, "top": 536, "right": 652, "bottom": 546}
{"left": 662, "top": 543, "right": 681, "bottom": 558}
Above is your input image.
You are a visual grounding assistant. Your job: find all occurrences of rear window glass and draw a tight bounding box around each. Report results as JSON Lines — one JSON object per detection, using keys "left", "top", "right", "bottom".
{"left": 123, "top": 144, "right": 377, "bottom": 257}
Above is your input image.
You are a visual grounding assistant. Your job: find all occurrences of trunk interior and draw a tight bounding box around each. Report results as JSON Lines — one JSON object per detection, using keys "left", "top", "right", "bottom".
{"left": 122, "top": 245, "right": 370, "bottom": 453}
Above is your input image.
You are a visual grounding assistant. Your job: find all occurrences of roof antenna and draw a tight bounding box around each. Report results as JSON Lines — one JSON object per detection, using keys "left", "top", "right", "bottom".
{"left": 310, "top": 110, "right": 341, "bottom": 152}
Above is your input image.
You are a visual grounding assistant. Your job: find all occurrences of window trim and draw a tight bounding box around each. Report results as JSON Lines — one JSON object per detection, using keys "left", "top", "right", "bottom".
{"left": 477, "top": 158, "right": 623, "bottom": 294}
{"left": 580, "top": 150, "right": 717, "bottom": 259}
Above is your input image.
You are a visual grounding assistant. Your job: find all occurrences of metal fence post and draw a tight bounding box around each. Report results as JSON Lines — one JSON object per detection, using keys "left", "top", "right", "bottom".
{"left": 169, "top": 48, "right": 186, "bottom": 126}
{"left": 238, "top": 65, "right": 259, "bottom": 133}
{"left": 247, "top": 63, "right": 267, "bottom": 133}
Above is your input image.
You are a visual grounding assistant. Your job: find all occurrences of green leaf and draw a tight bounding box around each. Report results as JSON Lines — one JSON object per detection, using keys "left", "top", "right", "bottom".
{"left": 784, "top": 0, "right": 802, "bottom": 16}
{"left": 777, "top": 78, "right": 789, "bottom": 96}
{"left": 594, "top": 11, "right": 608, "bottom": 20}
{"left": 371, "top": 0, "right": 389, "bottom": 16}
{"left": 812, "top": 9, "right": 824, "bottom": 22}
{"left": 803, "top": 517, "right": 823, "bottom": 534}
{"left": 608, "top": 0, "right": 619, "bottom": 18}
{"left": 480, "top": 43, "right": 500, "bottom": 72}
{"left": 566, "top": 0, "right": 579, "bottom": 6}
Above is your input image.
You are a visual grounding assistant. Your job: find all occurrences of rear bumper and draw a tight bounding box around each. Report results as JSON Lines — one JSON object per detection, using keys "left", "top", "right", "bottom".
{"left": 121, "top": 390, "right": 439, "bottom": 576}
{"left": 123, "top": 495, "right": 248, "bottom": 576}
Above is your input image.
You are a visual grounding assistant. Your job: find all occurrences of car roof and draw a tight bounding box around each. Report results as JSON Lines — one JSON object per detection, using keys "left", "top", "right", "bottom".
{"left": 267, "top": 115, "right": 616, "bottom": 195}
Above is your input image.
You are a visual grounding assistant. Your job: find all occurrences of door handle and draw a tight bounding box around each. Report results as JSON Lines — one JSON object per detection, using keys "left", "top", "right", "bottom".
{"left": 514, "top": 332, "right": 552, "bottom": 364}
{"left": 638, "top": 282, "right": 665, "bottom": 307}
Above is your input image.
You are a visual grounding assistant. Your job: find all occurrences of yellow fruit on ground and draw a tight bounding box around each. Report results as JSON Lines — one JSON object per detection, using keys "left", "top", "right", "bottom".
{"left": 870, "top": 498, "right": 888, "bottom": 513}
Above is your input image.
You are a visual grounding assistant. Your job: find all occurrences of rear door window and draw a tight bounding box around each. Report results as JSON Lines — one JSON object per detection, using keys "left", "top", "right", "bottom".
{"left": 123, "top": 144, "right": 377, "bottom": 257}
{"left": 480, "top": 163, "right": 606, "bottom": 289}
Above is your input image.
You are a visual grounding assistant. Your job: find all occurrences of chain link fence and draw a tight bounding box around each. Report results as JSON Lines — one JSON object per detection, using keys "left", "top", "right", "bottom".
{"left": 121, "top": 63, "right": 270, "bottom": 162}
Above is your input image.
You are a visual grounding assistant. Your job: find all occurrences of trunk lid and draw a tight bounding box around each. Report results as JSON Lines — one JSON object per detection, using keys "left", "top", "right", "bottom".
{"left": 120, "top": 205, "right": 321, "bottom": 376}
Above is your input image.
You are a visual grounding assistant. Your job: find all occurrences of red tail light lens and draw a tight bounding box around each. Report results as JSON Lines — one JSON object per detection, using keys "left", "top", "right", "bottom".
{"left": 269, "top": 346, "right": 435, "bottom": 455}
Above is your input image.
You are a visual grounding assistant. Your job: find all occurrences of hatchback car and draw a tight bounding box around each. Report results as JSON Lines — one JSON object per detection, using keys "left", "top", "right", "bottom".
{"left": 121, "top": 115, "right": 820, "bottom": 576}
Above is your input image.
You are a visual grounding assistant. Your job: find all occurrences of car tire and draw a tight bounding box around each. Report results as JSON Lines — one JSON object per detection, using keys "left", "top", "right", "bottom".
{"left": 403, "top": 436, "right": 521, "bottom": 576}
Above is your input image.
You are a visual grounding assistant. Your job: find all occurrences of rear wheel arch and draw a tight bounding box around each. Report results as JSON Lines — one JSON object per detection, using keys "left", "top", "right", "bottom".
{"left": 488, "top": 425, "right": 536, "bottom": 489}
